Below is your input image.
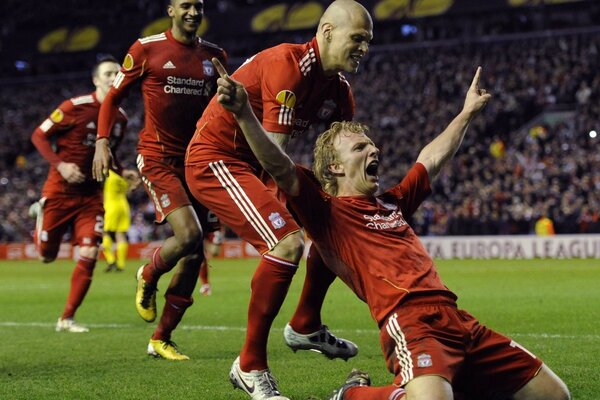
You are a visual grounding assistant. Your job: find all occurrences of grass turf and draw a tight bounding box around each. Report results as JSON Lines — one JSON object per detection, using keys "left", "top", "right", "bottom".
{"left": 0, "top": 257, "right": 598, "bottom": 399}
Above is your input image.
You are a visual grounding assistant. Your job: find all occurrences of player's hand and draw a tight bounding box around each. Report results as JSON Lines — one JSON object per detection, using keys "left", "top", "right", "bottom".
{"left": 57, "top": 162, "right": 85, "bottom": 184}
{"left": 92, "top": 138, "right": 112, "bottom": 182}
{"left": 462, "top": 67, "right": 492, "bottom": 117}
{"left": 122, "top": 169, "right": 141, "bottom": 191}
{"left": 211, "top": 57, "right": 249, "bottom": 116}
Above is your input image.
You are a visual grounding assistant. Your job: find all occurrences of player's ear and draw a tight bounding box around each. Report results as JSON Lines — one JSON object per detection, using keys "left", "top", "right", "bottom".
{"left": 320, "top": 22, "right": 334, "bottom": 42}
{"left": 328, "top": 163, "right": 343, "bottom": 175}
{"left": 167, "top": 3, "right": 175, "bottom": 17}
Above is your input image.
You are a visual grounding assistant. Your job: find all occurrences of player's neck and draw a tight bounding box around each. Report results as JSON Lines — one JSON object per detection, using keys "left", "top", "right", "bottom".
{"left": 95, "top": 89, "right": 106, "bottom": 104}
{"left": 170, "top": 27, "right": 196, "bottom": 45}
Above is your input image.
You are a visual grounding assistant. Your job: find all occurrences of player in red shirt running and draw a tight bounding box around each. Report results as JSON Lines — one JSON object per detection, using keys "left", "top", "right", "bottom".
{"left": 92, "top": 0, "right": 227, "bottom": 360}
{"left": 213, "top": 63, "right": 571, "bottom": 400}
{"left": 30, "top": 56, "right": 127, "bottom": 333}
{"left": 185, "top": 1, "right": 371, "bottom": 398}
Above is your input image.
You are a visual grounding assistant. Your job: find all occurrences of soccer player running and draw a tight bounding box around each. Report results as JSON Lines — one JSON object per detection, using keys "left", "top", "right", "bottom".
{"left": 30, "top": 56, "right": 126, "bottom": 333}
{"left": 102, "top": 169, "right": 140, "bottom": 272}
{"left": 185, "top": 0, "right": 370, "bottom": 398}
{"left": 92, "top": 0, "right": 226, "bottom": 360}
{"left": 213, "top": 61, "right": 571, "bottom": 400}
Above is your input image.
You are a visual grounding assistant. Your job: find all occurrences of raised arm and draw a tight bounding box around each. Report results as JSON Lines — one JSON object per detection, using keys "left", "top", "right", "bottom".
{"left": 212, "top": 58, "right": 300, "bottom": 195}
{"left": 416, "top": 67, "right": 491, "bottom": 180}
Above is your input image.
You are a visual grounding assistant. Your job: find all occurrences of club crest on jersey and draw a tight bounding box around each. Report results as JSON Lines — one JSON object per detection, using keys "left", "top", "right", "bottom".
{"left": 317, "top": 99, "right": 336, "bottom": 120}
{"left": 160, "top": 194, "right": 171, "bottom": 208}
{"left": 203, "top": 60, "right": 214, "bottom": 76}
{"left": 268, "top": 212, "right": 286, "bottom": 229}
{"left": 50, "top": 108, "right": 64, "bottom": 123}
{"left": 417, "top": 353, "right": 432, "bottom": 368}
{"left": 123, "top": 53, "right": 134, "bottom": 70}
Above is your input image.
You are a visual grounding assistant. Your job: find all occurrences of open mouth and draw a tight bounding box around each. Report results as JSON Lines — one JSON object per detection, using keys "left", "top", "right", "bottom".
{"left": 184, "top": 18, "right": 200, "bottom": 25}
{"left": 366, "top": 160, "right": 379, "bottom": 177}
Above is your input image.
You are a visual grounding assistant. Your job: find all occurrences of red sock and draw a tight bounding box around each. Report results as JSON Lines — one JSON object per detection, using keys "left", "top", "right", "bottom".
{"left": 61, "top": 256, "right": 96, "bottom": 319}
{"left": 346, "top": 386, "right": 406, "bottom": 400}
{"left": 289, "top": 245, "right": 336, "bottom": 333}
{"left": 199, "top": 258, "right": 209, "bottom": 285}
{"left": 151, "top": 293, "right": 193, "bottom": 341}
{"left": 143, "top": 247, "right": 174, "bottom": 285}
{"left": 240, "top": 254, "right": 297, "bottom": 371}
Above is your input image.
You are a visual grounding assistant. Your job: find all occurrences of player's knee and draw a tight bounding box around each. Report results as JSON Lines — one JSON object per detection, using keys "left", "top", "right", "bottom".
{"left": 173, "top": 224, "right": 203, "bottom": 253}
{"left": 270, "top": 232, "right": 305, "bottom": 263}
{"left": 79, "top": 246, "right": 99, "bottom": 259}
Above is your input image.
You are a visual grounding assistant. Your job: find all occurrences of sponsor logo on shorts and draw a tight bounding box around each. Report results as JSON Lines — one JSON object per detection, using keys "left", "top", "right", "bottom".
{"left": 160, "top": 194, "right": 171, "bottom": 208}
{"left": 268, "top": 212, "right": 286, "bottom": 229}
{"left": 417, "top": 353, "right": 432, "bottom": 368}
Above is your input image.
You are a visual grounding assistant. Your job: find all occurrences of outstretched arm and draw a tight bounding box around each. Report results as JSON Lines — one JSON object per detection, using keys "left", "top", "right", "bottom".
{"left": 212, "top": 58, "right": 300, "bottom": 195}
{"left": 416, "top": 66, "right": 491, "bottom": 181}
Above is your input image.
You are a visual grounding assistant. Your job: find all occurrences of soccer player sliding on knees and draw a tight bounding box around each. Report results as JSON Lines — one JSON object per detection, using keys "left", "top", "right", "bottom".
{"left": 212, "top": 58, "right": 571, "bottom": 400}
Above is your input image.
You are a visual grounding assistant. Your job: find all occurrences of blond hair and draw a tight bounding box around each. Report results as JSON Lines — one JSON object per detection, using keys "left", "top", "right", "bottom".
{"left": 313, "top": 121, "right": 368, "bottom": 195}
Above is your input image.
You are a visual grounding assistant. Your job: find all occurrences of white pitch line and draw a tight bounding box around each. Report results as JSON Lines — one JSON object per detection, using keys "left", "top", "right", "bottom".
{"left": 0, "top": 322, "right": 598, "bottom": 340}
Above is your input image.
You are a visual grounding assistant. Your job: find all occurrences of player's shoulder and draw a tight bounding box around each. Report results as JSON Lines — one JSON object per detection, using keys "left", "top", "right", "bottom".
{"left": 198, "top": 38, "right": 226, "bottom": 55}
{"left": 137, "top": 32, "right": 168, "bottom": 46}
{"left": 68, "top": 93, "right": 96, "bottom": 106}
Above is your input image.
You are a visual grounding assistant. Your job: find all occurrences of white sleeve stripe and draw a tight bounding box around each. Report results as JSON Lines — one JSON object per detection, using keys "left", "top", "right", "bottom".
{"left": 40, "top": 119, "right": 53, "bottom": 133}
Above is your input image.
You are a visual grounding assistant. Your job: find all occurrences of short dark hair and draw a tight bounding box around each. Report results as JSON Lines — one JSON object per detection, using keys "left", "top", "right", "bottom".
{"left": 92, "top": 55, "right": 119, "bottom": 78}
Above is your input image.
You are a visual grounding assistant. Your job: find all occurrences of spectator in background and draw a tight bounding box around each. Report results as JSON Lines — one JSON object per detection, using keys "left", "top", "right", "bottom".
{"left": 535, "top": 210, "right": 555, "bottom": 236}
{"left": 30, "top": 56, "right": 127, "bottom": 333}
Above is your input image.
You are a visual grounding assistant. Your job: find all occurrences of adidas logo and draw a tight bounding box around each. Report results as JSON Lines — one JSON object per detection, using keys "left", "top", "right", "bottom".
{"left": 163, "top": 61, "right": 176, "bottom": 69}
{"left": 86, "top": 122, "right": 96, "bottom": 129}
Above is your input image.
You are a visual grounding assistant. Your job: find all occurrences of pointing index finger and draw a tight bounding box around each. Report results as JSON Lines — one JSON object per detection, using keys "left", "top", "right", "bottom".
{"left": 212, "top": 57, "right": 228, "bottom": 79}
{"left": 471, "top": 66, "right": 482, "bottom": 88}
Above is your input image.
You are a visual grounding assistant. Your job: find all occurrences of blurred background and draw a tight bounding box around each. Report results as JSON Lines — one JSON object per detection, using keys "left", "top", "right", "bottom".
{"left": 1, "top": 0, "right": 599, "bottom": 243}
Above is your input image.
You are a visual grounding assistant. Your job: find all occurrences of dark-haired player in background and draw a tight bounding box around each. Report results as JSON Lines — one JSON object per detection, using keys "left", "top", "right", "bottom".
{"left": 92, "top": 0, "right": 226, "bottom": 360}
{"left": 30, "top": 56, "right": 127, "bottom": 333}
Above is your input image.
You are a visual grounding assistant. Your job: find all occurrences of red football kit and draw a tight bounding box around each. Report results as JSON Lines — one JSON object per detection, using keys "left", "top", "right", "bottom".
{"left": 31, "top": 92, "right": 127, "bottom": 257}
{"left": 185, "top": 37, "right": 355, "bottom": 253}
{"left": 98, "top": 29, "right": 226, "bottom": 226}
{"left": 287, "top": 163, "right": 543, "bottom": 396}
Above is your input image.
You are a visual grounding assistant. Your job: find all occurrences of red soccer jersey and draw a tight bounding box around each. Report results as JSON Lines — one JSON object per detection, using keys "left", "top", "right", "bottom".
{"left": 187, "top": 37, "right": 355, "bottom": 166}
{"left": 32, "top": 92, "right": 127, "bottom": 196}
{"left": 97, "top": 30, "right": 227, "bottom": 158}
{"left": 287, "top": 163, "right": 456, "bottom": 325}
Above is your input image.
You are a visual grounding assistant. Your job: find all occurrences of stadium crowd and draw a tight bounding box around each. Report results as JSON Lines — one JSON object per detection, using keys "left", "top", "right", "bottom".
{"left": 1, "top": 31, "right": 598, "bottom": 242}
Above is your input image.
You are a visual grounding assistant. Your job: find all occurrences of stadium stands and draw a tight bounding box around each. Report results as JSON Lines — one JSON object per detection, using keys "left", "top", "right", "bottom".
{"left": 1, "top": 3, "right": 599, "bottom": 242}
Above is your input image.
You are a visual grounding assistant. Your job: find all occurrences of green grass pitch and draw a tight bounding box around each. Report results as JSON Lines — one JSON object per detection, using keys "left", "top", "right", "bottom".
{"left": 0, "top": 257, "right": 598, "bottom": 399}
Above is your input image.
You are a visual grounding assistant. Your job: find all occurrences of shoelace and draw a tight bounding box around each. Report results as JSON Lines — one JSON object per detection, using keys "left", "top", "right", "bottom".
{"left": 313, "top": 325, "right": 347, "bottom": 348}
{"left": 140, "top": 282, "right": 157, "bottom": 308}
{"left": 257, "top": 371, "right": 281, "bottom": 395}
{"left": 161, "top": 340, "right": 182, "bottom": 354}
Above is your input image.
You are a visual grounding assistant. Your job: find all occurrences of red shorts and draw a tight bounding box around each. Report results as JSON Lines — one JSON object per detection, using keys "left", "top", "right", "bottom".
{"left": 380, "top": 295, "right": 542, "bottom": 397}
{"left": 137, "top": 154, "right": 220, "bottom": 233}
{"left": 185, "top": 158, "right": 301, "bottom": 254}
{"left": 34, "top": 194, "right": 104, "bottom": 259}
